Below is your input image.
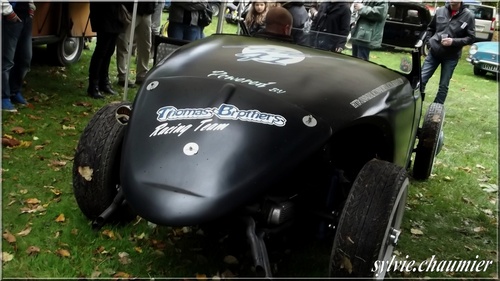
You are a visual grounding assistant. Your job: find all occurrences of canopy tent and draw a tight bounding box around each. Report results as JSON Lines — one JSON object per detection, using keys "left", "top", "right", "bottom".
{"left": 122, "top": 1, "right": 228, "bottom": 101}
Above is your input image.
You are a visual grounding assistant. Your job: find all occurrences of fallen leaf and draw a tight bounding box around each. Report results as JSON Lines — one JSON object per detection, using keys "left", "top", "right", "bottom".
{"left": 62, "top": 125, "right": 75, "bottom": 130}
{"left": 78, "top": 166, "right": 93, "bottom": 181}
{"left": 26, "top": 246, "right": 40, "bottom": 256}
{"left": 3, "top": 230, "right": 16, "bottom": 243}
{"left": 134, "top": 247, "right": 143, "bottom": 253}
{"left": 73, "top": 101, "right": 93, "bottom": 107}
{"left": 223, "top": 255, "right": 238, "bottom": 265}
{"left": 2, "top": 252, "right": 14, "bottom": 263}
{"left": 102, "top": 229, "right": 115, "bottom": 240}
{"left": 34, "top": 145, "right": 44, "bottom": 150}
{"left": 196, "top": 273, "right": 207, "bottom": 280}
{"left": 11, "top": 127, "right": 25, "bottom": 134}
{"left": 118, "top": 252, "right": 131, "bottom": 264}
{"left": 20, "top": 205, "right": 46, "bottom": 214}
{"left": 91, "top": 271, "right": 101, "bottom": 278}
{"left": 25, "top": 198, "right": 41, "bottom": 205}
{"left": 49, "top": 160, "right": 67, "bottom": 167}
{"left": 19, "top": 189, "right": 28, "bottom": 194}
{"left": 113, "top": 272, "right": 130, "bottom": 278}
{"left": 473, "top": 226, "right": 485, "bottom": 233}
{"left": 464, "top": 245, "right": 474, "bottom": 251}
{"left": 55, "top": 214, "right": 65, "bottom": 222}
{"left": 458, "top": 167, "right": 472, "bottom": 173}
{"left": 481, "top": 209, "right": 494, "bottom": 216}
{"left": 480, "top": 183, "right": 498, "bottom": 193}
{"left": 50, "top": 189, "right": 62, "bottom": 196}
{"left": 56, "top": 248, "right": 71, "bottom": 257}
{"left": 27, "top": 114, "right": 42, "bottom": 120}
{"left": 71, "top": 229, "right": 79, "bottom": 235}
{"left": 2, "top": 137, "right": 20, "bottom": 147}
{"left": 341, "top": 256, "right": 353, "bottom": 274}
{"left": 411, "top": 228, "right": 424, "bottom": 235}
{"left": 17, "top": 226, "right": 32, "bottom": 237}
{"left": 476, "top": 164, "right": 486, "bottom": 170}
{"left": 443, "top": 176, "right": 453, "bottom": 182}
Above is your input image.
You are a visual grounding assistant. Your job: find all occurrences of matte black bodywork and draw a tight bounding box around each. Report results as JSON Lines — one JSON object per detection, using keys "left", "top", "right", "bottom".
{"left": 120, "top": 34, "right": 422, "bottom": 226}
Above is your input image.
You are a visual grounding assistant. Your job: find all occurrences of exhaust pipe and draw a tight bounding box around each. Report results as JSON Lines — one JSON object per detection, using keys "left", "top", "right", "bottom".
{"left": 115, "top": 105, "right": 132, "bottom": 125}
{"left": 92, "top": 188, "right": 125, "bottom": 230}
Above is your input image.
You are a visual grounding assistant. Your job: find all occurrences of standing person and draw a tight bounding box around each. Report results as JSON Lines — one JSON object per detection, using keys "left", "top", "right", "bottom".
{"left": 167, "top": 1, "right": 208, "bottom": 41}
{"left": 244, "top": 1, "right": 268, "bottom": 35}
{"left": 87, "top": 2, "right": 123, "bottom": 99}
{"left": 310, "top": 1, "right": 351, "bottom": 53}
{"left": 279, "top": 1, "right": 309, "bottom": 45}
{"left": 350, "top": 0, "right": 388, "bottom": 60}
{"left": 116, "top": 2, "right": 155, "bottom": 87}
{"left": 421, "top": 0, "right": 475, "bottom": 104}
{"left": 2, "top": 0, "right": 36, "bottom": 112}
{"left": 151, "top": 0, "right": 164, "bottom": 54}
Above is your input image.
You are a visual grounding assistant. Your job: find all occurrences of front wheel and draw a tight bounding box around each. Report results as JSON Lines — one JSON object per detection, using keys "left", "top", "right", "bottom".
{"left": 48, "top": 35, "right": 84, "bottom": 66}
{"left": 330, "top": 159, "right": 408, "bottom": 278}
{"left": 473, "top": 66, "right": 486, "bottom": 76}
{"left": 413, "top": 103, "right": 445, "bottom": 180}
{"left": 72, "top": 102, "right": 135, "bottom": 223}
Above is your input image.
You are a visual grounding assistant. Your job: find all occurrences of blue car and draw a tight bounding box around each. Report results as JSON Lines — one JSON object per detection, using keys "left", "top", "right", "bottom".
{"left": 467, "top": 41, "right": 499, "bottom": 77}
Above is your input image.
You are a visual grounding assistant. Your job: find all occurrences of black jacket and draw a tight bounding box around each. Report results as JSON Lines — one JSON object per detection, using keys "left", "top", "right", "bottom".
{"left": 427, "top": 2, "right": 475, "bottom": 59}
{"left": 89, "top": 2, "right": 124, "bottom": 33}
{"left": 253, "top": 30, "right": 295, "bottom": 44}
{"left": 310, "top": 2, "right": 351, "bottom": 51}
{"left": 123, "top": 2, "right": 156, "bottom": 16}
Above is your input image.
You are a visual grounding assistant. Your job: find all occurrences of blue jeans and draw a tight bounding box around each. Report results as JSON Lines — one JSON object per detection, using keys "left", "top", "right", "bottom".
{"left": 421, "top": 52, "right": 459, "bottom": 104}
{"left": 352, "top": 44, "right": 370, "bottom": 61}
{"left": 167, "top": 22, "right": 201, "bottom": 41}
{"left": 2, "top": 14, "right": 33, "bottom": 99}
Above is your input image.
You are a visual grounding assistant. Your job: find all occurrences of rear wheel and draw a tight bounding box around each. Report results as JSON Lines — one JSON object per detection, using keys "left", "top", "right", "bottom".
{"left": 330, "top": 159, "right": 408, "bottom": 278}
{"left": 72, "top": 102, "right": 135, "bottom": 222}
{"left": 413, "top": 102, "right": 445, "bottom": 180}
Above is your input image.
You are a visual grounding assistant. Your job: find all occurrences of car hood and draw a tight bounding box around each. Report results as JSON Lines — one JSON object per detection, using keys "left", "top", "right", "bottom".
{"left": 475, "top": 42, "right": 500, "bottom": 54}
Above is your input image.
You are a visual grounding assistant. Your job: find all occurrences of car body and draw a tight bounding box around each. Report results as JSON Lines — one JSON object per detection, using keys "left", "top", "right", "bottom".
{"left": 462, "top": 3, "right": 497, "bottom": 42}
{"left": 73, "top": 30, "right": 445, "bottom": 278}
{"left": 467, "top": 41, "right": 500, "bottom": 76}
{"left": 384, "top": 2, "right": 433, "bottom": 54}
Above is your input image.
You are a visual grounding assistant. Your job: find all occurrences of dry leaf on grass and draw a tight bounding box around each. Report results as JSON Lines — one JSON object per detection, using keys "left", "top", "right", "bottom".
{"left": 473, "top": 226, "right": 485, "bottom": 233}
{"left": 26, "top": 246, "right": 40, "bottom": 256}
{"left": 25, "top": 198, "right": 41, "bottom": 204}
{"left": 49, "top": 160, "right": 67, "bottom": 167}
{"left": 55, "top": 248, "right": 71, "bottom": 257}
{"left": 55, "top": 214, "right": 65, "bottom": 222}
{"left": 2, "top": 252, "right": 14, "bottom": 263}
{"left": 102, "top": 229, "right": 115, "bottom": 240}
{"left": 3, "top": 230, "right": 16, "bottom": 243}
{"left": 410, "top": 228, "right": 424, "bottom": 235}
{"left": 118, "top": 252, "right": 131, "bottom": 264}
{"left": 113, "top": 272, "right": 130, "bottom": 278}
{"left": 480, "top": 183, "right": 498, "bottom": 193}
{"left": 2, "top": 136, "right": 20, "bottom": 147}
{"left": 62, "top": 125, "right": 75, "bottom": 130}
{"left": 340, "top": 256, "right": 353, "bottom": 274}
{"left": 17, "top": 226, "right": 32, "bottom": 237}
{"left": 11, "top": 127, "right": 25, "bottom": 134}
{"left": 73, "top": 101, "right": 93, "bottom": 107}
{"left": 34, "top": 145, "right": 44, "bottom": 150}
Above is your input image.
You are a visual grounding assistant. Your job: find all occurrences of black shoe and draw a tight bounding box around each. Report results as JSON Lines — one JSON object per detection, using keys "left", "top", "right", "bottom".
{"left": 87, "top": 86, "right": 105, "bottom": 99}
{"left": 117, "top": 80, "right": 136, "bottom": 88}
{"left": 135, "top": 79, "right": 144, "bottom": 85}
{"left": 99, "top": 84, "right": 117, "bottom": 95}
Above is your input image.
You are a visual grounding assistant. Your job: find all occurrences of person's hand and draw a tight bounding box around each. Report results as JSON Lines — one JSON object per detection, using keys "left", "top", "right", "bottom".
{"left": 6, "top": 11, "right": 21, "bottom": 22}
{"left": 29, "top": 8, "right": 35, "bottom": 18}
{"left": 441, "top": 38, "right": 453, "bottom": 46}
{"left": 354, "top": 3, "right": 364, "bottom": 11}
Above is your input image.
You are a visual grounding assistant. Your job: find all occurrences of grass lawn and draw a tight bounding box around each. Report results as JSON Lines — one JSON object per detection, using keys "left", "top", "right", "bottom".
{"left": 1, "top": 16, "right": 498, "bottom": 279}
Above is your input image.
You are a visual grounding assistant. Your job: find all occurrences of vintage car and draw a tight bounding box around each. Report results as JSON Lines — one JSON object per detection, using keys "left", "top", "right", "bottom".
{"left": 467, "top": 41, "right": 499, "bottom": 77}
{"left": 72, "top": 29, "right": 444, "bottom": 278}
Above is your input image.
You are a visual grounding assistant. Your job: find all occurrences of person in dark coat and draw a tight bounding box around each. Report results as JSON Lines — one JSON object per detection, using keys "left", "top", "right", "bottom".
{"left": 87, "top": 2, "right": 124, "bottom": 99}
{"left": 279, "top": 1, "right": 309, "bottom": 45}
{"left": 310, "top": 1, "right": 351, "bottom": 52}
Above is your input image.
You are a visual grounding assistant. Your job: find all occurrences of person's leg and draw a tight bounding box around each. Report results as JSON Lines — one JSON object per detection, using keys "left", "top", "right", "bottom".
{"left": 167, "top": 22, "right": 184, "bottom": 40}
{"left": 184, "top": 25, "right": 201, "bottom": 41}
{"left": 135, "top": 14, "right": 152, "bottom": 83}
{"left": 151, "top": 2, "right": 163, "bottom": 36}
{"left": 2, "top": 18, "right": 23, "bottom": 105}
{"left": 358, "top": 46, "right": 370, "bottom": 60}
{"left": 116, "top": 21, "right": 132, "bottom": 83}
{"left": 352, "top": 44, "right": 359, "bottom": 58}
{"left": 434, "top": 57, "right": 459, "bottom": 104}
{"left": 88, "top": 32, "right": 114, "bottom": 98}
{"left": 98, "top": 32, "right": 119, "bottom": 95}
{"left": 420, "top": 52, "right": 441, "bottom": 96}
{"left": 9, "top": 14, "right": 32, "bottom": 105}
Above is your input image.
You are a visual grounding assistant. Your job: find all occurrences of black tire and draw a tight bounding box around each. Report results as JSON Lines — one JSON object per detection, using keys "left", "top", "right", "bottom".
{"left": 473, "top": 66, "right": 486, "bottom": 76}
{"left": 413, "top": 102, "right": 445, "bottom": 180}
{"left": 48, "top": 35, "right": 84, "bottom": 66}
{"left": 72, "top": 102, "right": 135, "bottom": 222}
{"left": 421, "top": 38, "right": 430, "bottom": 56}
{"left": 210, "top": 3, "right": 220, "bottom": 17}
{"left": 330, "top": 159, "right": 408, "bottom": 278}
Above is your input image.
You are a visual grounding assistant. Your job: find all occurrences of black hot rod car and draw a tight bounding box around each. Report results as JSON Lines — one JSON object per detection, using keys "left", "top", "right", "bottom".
{"left": 73, "top": 29, "right": 444, "bottom": 278}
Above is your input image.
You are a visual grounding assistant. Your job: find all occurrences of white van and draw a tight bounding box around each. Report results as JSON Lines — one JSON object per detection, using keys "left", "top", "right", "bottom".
{"left": 463, "top": 3, "right": 497, "bottom": 41}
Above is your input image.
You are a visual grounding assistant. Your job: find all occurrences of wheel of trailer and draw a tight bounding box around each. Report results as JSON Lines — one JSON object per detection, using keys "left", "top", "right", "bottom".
{"left": 473, "top": 66, "right": 486, "bottom": 76}
{"left": 329, "top": 159, "right": 408, "bottom": 278}
{"left": 412, "top": 102, "right": 445, "bottom": 180}
{"left": 210, "top": 3, "right": 220, "bottom": 17}
{"left": 72, "top": 102, "right": 135, "bottom": 223}
{"left": 48, "top": 35, "right": 84, "bottom": 66}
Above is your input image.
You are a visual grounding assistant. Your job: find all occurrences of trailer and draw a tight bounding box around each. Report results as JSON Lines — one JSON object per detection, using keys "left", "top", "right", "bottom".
{"left": 32, "top": 1, "right": 95, "bottom": 65}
